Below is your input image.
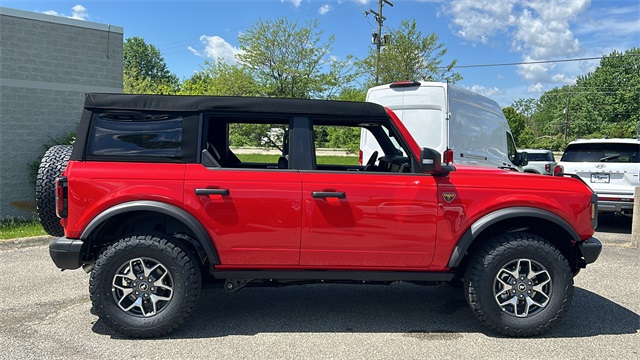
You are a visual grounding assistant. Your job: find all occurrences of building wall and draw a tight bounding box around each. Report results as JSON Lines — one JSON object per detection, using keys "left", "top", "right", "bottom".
{"left": 0, "top": 7, "right": 123, "bottom": 219}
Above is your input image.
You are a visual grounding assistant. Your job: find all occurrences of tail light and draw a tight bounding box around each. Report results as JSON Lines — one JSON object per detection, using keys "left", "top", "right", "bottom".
{"left": 553, "top": 165, "right": 564, "bottom": 176}
{"left": 389, "top": 81, "right": 421, "bottom": 88}
{"left": 443, "top": 149, "right": 454, "bottom": 164}
{"left": 358, "top": 150, "right": 363, "bottom": 165}
{"left": 545, "top": 164, "right": 551, "bottom": 172}
{"left": 55, "top": 177, "right": 68, "bottom": 218}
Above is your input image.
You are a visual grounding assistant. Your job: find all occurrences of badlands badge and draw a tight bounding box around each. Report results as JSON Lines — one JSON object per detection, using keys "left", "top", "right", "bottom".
{"left": 442, "top": 192, "right": 456, "bottom": 203}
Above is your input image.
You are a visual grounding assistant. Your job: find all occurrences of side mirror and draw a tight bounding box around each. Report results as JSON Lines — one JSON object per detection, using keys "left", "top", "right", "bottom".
{"left": 514, "top": 151, "right": 528, "bottom": 167}
{"left": 420, "top": 148, "right": 454, "bottom": 175}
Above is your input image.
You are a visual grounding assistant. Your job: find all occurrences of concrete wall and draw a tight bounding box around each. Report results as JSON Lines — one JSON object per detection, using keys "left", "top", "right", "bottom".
{"left": 0, "top": 7, "right": 123, "bottom": 219}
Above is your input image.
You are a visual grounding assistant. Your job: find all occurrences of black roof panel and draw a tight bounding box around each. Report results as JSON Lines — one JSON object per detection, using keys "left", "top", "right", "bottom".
{"left": 84, "top": 93, "right": 388, "bottom": 118}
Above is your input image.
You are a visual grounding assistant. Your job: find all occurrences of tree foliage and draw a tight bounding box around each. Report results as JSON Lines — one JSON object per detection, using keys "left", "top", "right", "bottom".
{"left": 237, "top": 18, "right": 356, "bottom": 99}
{"left": 510, "top": 48, "right": 639, "bottom": 151}
{"left": 179, "top": 60, "right": 260, "bottom": 96}
{"left": 123, "top": 37, "right": 179, "bottom": 94}
{"left": 359, "top": 19, "right": 462, "bottom": 86}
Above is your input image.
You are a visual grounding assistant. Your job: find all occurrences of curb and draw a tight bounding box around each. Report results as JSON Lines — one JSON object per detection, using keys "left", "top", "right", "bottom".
{"left": 0, "top": 235, "right": 54, "bottom": 251}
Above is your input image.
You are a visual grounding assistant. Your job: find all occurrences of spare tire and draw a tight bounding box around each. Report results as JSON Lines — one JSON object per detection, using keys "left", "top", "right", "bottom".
{"left": 36, "top": 145, "right": 73, "bottom": 237}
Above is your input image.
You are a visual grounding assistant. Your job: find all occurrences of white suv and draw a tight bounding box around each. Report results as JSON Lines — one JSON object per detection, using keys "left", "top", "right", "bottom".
{"left": 521, "top": 149, "right": 556, "bottom": 175}
{"left": 555, "top": 138, "right": 640, "bottom": 216}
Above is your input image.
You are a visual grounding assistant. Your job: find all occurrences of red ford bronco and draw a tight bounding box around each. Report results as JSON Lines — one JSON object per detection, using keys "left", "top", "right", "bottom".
{"left": 37, "top": 93, "right": 601, "bottom": 338}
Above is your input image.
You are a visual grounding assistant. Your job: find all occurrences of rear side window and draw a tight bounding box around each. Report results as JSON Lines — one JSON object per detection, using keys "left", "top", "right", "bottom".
{"left": 561, "top": 143, "right": 639, "bottom": 163}
{"left": 90, "top": 113, "right": 183, "bottom": 158}
{"left": 528, "top": 152, "right": 553, "bottom": 161}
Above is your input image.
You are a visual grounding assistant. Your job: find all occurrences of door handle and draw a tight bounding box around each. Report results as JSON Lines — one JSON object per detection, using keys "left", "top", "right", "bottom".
{"left": 195, "top": 188, "right": 230, "bottom": 196}
{"left": 312, "top": 191, "right": 346, "bottom": 199}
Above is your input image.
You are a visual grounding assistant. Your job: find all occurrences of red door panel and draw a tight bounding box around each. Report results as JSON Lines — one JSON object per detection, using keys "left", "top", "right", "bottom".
{"left": 184, "top": 165, "right": 302, "bottom": 266}
{"left": 300, "top": 172, "right": 438, "bottom": 268}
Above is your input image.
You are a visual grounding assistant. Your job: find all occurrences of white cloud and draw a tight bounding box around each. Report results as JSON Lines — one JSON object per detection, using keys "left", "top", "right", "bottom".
{"left": 447, "top": 0, "right": 517, "bottom": 44}
{"left": 464, "top": 84, "right": 502, "bottom": 98}
{"left": 70, "top": 5, "right": 88, "bottom": 20}
{"left": 319, "top": 4, "right": 332, "bottom": 15}
{"left": 188, "top": 35, "right": 241, "bottom": 65}
{"left": 527, "top": 83, "right": 544, "bottom": 94}
{"left": 444, "top": 0, "right": 593, "bottom": 86}
{"left": 42, "top": 4, "right": 89, "bottom": 20}
{"left": 281, "top": 0, "right": 302, "bottom": 8}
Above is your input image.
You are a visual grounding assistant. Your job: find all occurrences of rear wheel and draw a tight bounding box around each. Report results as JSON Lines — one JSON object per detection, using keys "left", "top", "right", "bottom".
{"left": 464, "top": 233, "right": 573, "bottom": 337}
{"left": 89, "top": 233, "right": 201, "bottom": 338}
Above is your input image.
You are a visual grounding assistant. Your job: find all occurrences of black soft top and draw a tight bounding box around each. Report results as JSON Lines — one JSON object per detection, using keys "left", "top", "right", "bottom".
{"left": 84, "top": 93, "right": 388, "bottom": 118}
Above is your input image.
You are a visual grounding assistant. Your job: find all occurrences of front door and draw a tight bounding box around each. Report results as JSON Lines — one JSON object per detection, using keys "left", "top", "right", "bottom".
{"left": 300, "top": 172, "right": 438, "bottom": 268}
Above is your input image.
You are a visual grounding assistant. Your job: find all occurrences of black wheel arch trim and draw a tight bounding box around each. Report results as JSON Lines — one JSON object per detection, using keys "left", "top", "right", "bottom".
{"left": 80, "top": 200, "right": 221, "bottom": 264}
{"left": 447, "top": 207, "right": 581, "bottom": 268}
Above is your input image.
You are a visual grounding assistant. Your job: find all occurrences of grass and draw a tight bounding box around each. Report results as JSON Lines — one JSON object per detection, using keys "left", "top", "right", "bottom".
{"left": 237, "top": 153, "right": 359, "bottom": 165}
{"left": 0, "top": 218, "right": 47, "bottom": 240}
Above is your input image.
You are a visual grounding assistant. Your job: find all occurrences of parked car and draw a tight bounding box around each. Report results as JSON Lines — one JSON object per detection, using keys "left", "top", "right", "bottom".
{"left": 555, "top": 138, "right": 640, "bottom": 216}
{"left": 38, "top": 93, "right": 600, "bottom": 338}
{"left": 521, "top": 149, "right": 556, "bottom": 175}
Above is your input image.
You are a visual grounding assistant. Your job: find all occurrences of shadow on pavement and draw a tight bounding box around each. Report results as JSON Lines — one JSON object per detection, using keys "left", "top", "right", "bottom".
{"left": 92, "top": 282, "right": 639, "bottom": 339}
{"left": 596, "top": 214, "right": 632, "bottom": 234}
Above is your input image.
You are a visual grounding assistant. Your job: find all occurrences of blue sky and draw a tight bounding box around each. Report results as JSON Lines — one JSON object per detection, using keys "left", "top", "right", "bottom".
{"left": 3, "top": 0, "right": 639, "bottom": 106}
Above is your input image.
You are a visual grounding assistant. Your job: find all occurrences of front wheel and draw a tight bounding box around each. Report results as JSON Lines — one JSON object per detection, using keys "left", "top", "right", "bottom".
{"left": 89, "top": 233, "right": 201, "bottom": 338}
{"left": 464, "top": 233, "right": 573, "bottom": 337}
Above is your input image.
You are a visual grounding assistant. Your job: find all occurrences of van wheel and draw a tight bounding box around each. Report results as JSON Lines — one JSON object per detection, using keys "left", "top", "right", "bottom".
{"left": 89, "top": 233, "right": 201, "bottom": 338}
{"left": 464, "top": 233, "right": 573, "bottom": 337}
{"left": 35, "top": 145, "right": 72, "bottom": 236}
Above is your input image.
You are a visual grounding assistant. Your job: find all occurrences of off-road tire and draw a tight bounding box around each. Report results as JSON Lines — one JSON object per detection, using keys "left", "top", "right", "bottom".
{"left": 35, "top": 145, "right": 73, "bottom": 236}
{"left": 89, "top": 233, "right": 202, "bottom": 338}
{"left": 464, "top": 232, "right": 573, "bottom": 337}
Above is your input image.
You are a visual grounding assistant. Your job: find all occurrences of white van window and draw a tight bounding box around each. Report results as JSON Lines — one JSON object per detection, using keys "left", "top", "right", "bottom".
{"left": 451, "top": 101, "right": 506, "bottom": 161}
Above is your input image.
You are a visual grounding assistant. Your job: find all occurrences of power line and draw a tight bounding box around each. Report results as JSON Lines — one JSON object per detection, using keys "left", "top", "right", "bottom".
{"left": 454, "top": 54, "right": 640, "bottom": 69}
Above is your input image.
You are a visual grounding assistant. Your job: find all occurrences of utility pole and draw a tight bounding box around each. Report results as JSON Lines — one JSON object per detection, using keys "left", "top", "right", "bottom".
{"left": 365, "top": 0, "right": 393, "bottom": 85}
{"left": 563, "top": 89, "right": 572, "bottom": 141}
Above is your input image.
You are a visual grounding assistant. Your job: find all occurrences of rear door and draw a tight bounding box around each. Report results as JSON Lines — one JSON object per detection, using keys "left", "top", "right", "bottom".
{"left": 184, "top": 115, "right": 302, "bottom": 266}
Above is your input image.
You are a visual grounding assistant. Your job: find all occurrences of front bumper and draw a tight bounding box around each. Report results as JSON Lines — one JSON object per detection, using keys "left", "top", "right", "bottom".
{"left": 49, "top": 237, "right": 85, "bottom": 270}
{"left": 577, "top": 237, "right": 602, "bottom": 265}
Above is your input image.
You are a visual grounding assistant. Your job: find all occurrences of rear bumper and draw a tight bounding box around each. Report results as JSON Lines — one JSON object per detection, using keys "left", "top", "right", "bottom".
{"left": 49, "top": 237, "right": 85, "bottom": 270}
{"left": 577, "top": 237, "right": 602, "bottom": 265}
{"left": 597, "top": 199, "right": 634, "bottom": 213}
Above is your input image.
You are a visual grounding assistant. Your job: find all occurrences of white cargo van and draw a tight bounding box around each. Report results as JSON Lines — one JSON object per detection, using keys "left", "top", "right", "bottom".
{"left": 362, "top": 81, "right": 525, "bottom": 170}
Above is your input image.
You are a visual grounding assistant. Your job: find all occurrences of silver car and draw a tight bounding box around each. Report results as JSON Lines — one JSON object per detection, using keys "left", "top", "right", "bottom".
{"left": 520, "top": 149, "right": 556, "bottom": 175}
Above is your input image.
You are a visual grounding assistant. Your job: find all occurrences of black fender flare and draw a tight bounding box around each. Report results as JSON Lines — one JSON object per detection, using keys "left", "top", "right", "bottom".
{"left": 81, "top": 200, "right": 220, "bottom": 264}
{"left": 447, "top": 207, "right": 580, "bottom": 268}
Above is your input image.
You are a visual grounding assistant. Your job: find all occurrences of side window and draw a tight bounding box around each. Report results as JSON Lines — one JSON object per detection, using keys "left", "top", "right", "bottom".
{"left": 203, "top": 116, "right": 291, "bottom": 169}
{"left": 89, "top": 113, "right": 183, "bottom": 159}
{"left": 314, "top": 125, "right": 361, "bottom": 168}
{"left": 507, "top": 132, "right": 518, "bottom": 163}
{"left": 312, "top": 121, "right": 412, "bottom": 173}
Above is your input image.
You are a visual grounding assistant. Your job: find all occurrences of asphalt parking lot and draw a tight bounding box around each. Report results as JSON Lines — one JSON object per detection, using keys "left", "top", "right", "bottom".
{"left": 0, "top": 215, "right": 638, "bottom": 360}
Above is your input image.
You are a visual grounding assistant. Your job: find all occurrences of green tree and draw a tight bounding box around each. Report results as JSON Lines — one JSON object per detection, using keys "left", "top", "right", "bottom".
{"left": 513, "top": 47, "right": 639, "bottom": 147}
{"left": 359, "top": 19, "right": 462, "bottom": 86}
{"left": 179, "top": 60, "right": 260, "bottom": 96}
{"left": 123, "top": 37, "right": 179, "bottom": 94}
{"left": 503, "top": 107, "right": 526, "bottom": 145}
{"left": 237, "top": 18, "right": 355, "bottom": 99}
